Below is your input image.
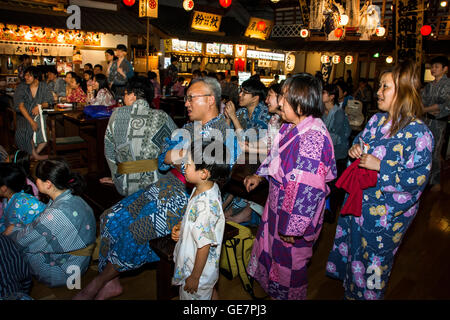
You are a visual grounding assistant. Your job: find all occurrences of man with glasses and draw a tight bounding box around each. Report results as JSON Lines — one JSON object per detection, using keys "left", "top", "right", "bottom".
{"left": 223, "top": 78, "right": 271, "bottom": 225}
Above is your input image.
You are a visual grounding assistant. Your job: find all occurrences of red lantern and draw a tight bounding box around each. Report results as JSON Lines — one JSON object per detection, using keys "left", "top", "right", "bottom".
{"left": 219, "top": 0, "right": 232, "bottom": 8}
{"left": 421, "top": 25, "right": 432, "bottom": 36}
{"left": 123, "top": 0, "right": 135, "bottom": 6}
{"left": 334, "top": 28, "right": 343, "bottom": 38}
{"left": 257, "top": 21, "right": 266, "bottom": 32}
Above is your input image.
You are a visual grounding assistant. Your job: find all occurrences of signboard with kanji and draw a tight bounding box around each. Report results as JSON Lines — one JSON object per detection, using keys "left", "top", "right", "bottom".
{"left": 395, "top": 0, "right": 424, "bottom": 66}
{"left": 139, "top": 0, "right": 158, "bottom": 18}
{"left": 244, "top": 17, "right": 273, "bottom": 40}
{"left": 191, "top": 11, "right": 222, "bottom": 32}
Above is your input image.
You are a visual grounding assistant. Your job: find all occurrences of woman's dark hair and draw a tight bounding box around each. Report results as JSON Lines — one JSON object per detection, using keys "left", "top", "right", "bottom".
{"left": 84, "top": 63, "right": 93, "bottom": 70}
{"left": 11, "top": 149, "right": 31, "bottom": 176}
{"left": 83, "top": 70, "right": 94, "bottom": 79}
{"left": 241, "top": 78, "right": 267, "bottom": 102}
{"left": 323, "top": 83, "right": 339, "bottom": 105}
{"left": 336, "top": 80, "right": 349, "bottom": 96}
{"left": 126, "top": 76, "right": 154, "bottom": 102}
{"left": 105, "top": 49, "right": 114, "bottom": 56}
{"left": 189, "top": 139, "right": 231, "bottom": 187}
{"left": 268, "top": 83, "right": 281, "bottom": 95}
{"left": 281, "top": 73, "right": 324, "bottom": 118}
{"left": 47, "top": 66, "right": 58, "bottom": 75}
{"left": 0, "top": 163, "right": 32, "bottom": 195}
{"left": 72, "top": 74, "right": 82, "bottom": 86}
{"left": 93, "top": 73, "right": 113, "bottom": 98}
{"left": 35, "top": 159, "right": 85, "bottom": 195}
{"left": 66, "top": 71, "right": 77, "bottom": 79}
{"left": 94, "top": 64, "right": 103, "bottom": 71}
{"left": 147, "top": 71, "right": 157, "bottom": 80}
{"left": 24, "top": 66, "right": 41, "bottom": 81}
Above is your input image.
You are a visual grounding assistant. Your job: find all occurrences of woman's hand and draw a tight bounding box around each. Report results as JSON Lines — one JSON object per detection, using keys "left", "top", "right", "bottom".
{"left": 244, "top": 174, "right": 262, "bottom": 192}
{"left": 171, "top": 222, "right": 181, "bottom": 242}
{"left": 425, "top": 104, "right": 440, "bottom": 116}
{"left": 358, "top": 153, "right": 381, "bottom": 171}
{"left": 224, "top": 101, "right": 237, "bottom": 121}
{"left": 99, "top": 177, "right": 114, "bottom": 185}
{"left": 348, "top": 144, "right": 363, "bottom": 159}
{"left": 183, "top": 275, "right": 200, "bottom": 294}
{"left": 279, "top": 234, "right": 295, "bottom": 244}
{"left": 32, "top": 105, "right": 40, "bottom": 116}
{"left": 30, "top": 120, "right": 38, "bottom": 132}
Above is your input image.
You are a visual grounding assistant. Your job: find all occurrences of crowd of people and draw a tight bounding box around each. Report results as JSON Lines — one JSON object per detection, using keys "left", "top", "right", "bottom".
{"left": 0, "top": 54, "right": 448, "bottom": 301}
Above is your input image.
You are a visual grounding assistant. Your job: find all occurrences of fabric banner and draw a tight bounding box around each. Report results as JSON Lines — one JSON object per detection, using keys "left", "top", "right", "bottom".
{"left": 298, "top": 0, "right": 310, "bottom": 27}
{"left": 139, "top": 0, "right": 158, "bottom": 18}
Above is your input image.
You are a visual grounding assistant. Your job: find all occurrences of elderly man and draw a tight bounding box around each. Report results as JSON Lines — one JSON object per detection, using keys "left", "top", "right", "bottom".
{"left": 74, "top": 77, "right": 238, "bottom": 300}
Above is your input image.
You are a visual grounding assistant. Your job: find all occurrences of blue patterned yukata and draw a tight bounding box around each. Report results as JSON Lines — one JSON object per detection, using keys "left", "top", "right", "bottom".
{"left": 10, "top": 190, "right": 96, "bottom": 287}
{"left": 326, "top": 113, "right": 433, "bottom": 300}
{"left": 98, "top": 114, "right": 236, "bottom": 272}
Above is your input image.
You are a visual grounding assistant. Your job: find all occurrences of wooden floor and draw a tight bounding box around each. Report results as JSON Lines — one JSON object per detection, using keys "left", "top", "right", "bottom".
{"left": 29, "top": 160, "right": 450, "bottom": 300}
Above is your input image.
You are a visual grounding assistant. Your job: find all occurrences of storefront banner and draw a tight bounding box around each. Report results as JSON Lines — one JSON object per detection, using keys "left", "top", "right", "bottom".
{"left": 139, "top": 0, "right": 158, "bottom": 18}
{"left": 0, "top": 42, "right": 74, "bottom": 56}
{"left": 191, "top": 11, "right": 222, "bottom": 32}
{"left": 247, "top": 50, "right": 284, "bottom": 61}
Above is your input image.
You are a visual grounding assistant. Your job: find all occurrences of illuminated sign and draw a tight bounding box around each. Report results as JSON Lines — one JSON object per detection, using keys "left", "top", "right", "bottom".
{"left": 139, "top": 0, "right": 158, "bottom": 18}
{"left": 191, "top": 11, "right": 222, "bottom": 32}
{"left": 206, "top": 43, "right": 233, "bottom": 55}
{"left": 244, "top": 17, "right": 273, "bottom": 40}
{"left": 246, "top": 50, "right": 285, "bottom": 61}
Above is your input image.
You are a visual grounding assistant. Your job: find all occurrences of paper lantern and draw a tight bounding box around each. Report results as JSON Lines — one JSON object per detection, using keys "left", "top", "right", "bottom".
{"left": 339, "top": 15, "right": 349, "bottom": 26}
{"left": 376, "top": 27, "right": 386, "bottom": 37}
{"left": 285, "top": 53, "right": 296, "bottom": 72}
{"left": 386, "top": 56, "right": 393, "bottom": 64}
{"left": 321, "top": 55, "right": 330, "bottom": 64}
{"left": 300, "top": 29, "right": 309, "bottom": 38}
{"left": 257, "top": 21, "right": 266, "bottom": 32}
{"left": 123, "top": 0, "right": 135, "bottom": 6}
{"left": 219, "top": 0, "right": 232, "bottom": 8}
{"left": 183, "top": 0, "right": 194, "bottom": 11}
{"left": 332, "top": 55, "right": 341, "bottom": 64}
{"left": 441, "top": 1, "right": 447, "bottom": 7}
{"left": 421, "top": 25, "right": 432, "bottom": 36}
{"left": 344, "top": 55, "right": 353, "bottom": 65}
{"left": 271, "top": 0, "right": 281, "bottom": 3}
{"left": 334, "top": 28, "right": 343, "bottom": 38}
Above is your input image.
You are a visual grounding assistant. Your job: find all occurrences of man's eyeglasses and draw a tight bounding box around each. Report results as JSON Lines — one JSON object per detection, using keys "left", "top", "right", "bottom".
{"left": 239, "top": 88, "right": 252, "bottom": 95}
{"left": 184, "top": 94, "right": 211, "bottom": 102}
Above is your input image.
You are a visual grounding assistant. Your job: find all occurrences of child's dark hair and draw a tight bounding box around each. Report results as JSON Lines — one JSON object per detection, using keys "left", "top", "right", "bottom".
{"left": 0, "top": 163, "right": 33, "bottom": 195}
{"left": 11, "top": 149, "right": 31, "bottom": 176}
{"left": 190, "top": 139, "right": 231, "bottom": 187}
{"left": 35, "top": 159, "right": 85, "bottom": 195}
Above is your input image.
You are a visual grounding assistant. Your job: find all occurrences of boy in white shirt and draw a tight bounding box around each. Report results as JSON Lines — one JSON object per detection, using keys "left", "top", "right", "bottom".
{"left": 171, "top": 139, "right": 231, "bottom": 300}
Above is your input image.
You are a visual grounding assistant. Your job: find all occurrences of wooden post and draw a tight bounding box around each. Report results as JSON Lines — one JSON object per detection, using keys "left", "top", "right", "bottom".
{"left": 146, "top": 17, "right": 150, "bottom": 72}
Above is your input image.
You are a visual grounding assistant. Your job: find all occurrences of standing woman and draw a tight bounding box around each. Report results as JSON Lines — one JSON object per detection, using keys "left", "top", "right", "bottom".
{"left": 105, "top": 49, "right": 117, "bottom": 80}
{"left": 13, "top": 66, "right": 53, "bottom": 160}
{"left": 326, "top": 61, "right": 433, "bottom": 300}
{"left": 10, "top": 159, "right": 96, "bottom": 287}
{"left": 244, "top": 73, "right": 337, "bottom": 300}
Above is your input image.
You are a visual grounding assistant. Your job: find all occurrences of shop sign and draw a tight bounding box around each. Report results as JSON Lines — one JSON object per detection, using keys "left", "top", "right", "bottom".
{"left": 285, "top": 53, "right": 295, "bottom": 72}
{"left": 235, "top": 44, "right": 246, "bottom": 58}
{"left": 139, "top": 0, "right": 158, "bottom": 18}
{"left": 0, "top": 41, "right": 73, "bottom": 56}
{"left": 166, "top": 39, "right": 202, "bottom": 53}
{"left": 191, "top": 11, "right": 222, "bottom": 32}
{"left": 246, "top": 50, "right": 284, "bottom": 61}
{"left": 244, "top": 17, "right": 273, "bottom": 40}
{"left": 257, "top": 60, "right": 272, "bottom": 68}
{"left": 206, "top": 43, "right": 233, "bottom": 55}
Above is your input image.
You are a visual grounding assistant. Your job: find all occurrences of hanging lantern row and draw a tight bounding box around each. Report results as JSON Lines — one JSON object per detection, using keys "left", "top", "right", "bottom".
{"left": 183, "top": 0, "right": 194, "bottom": 11}
{"left": 321, "top": 55, "right": 354, "bottom": 65}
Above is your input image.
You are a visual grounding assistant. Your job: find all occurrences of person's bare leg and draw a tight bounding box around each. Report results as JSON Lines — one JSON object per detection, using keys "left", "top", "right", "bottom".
{"left": 31, "top": 141, "right": 48, "bottom": 160}
{"left": 227, "top": 205, "right": 252, "bottom": 223}
{"left": 94, "top": 276, "right": 123, "bottom": 300}
{"left": 73, "top": 262, "right": 120, "bottom": 300}
{"left": 36, "top": 142, "right": 47, "bottom": 154}
{"left": 211, "top": 287, "right": 219, "bottom": 300}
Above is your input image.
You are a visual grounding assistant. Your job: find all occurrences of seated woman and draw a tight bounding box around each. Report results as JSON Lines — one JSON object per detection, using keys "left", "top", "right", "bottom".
{"left": 75, "top": 76, "right": 238, "bottom": 300}
{"left": 172, "top": 77, "right": 186, "bottom": 97}
{"left": 66, "top": 74, "right": 87, "bottom": 104}
{"left": 82, "top": 70, "right": 94, "bottom": 95}
{"left": 10, "top": 159, "right": 96, "bottom": 288}
{"left": 88, "top": 74, "right": 116, "bottom": 106}
{"left": 100, "top": 76, "right": 176, "bottom": 196}
{"left": 13, "top": 66, "right": 53, "bottom": 161}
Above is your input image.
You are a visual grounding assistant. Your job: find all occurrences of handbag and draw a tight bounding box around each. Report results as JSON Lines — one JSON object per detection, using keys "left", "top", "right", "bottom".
{"left": 83, "top": 105, "right": 112, "bottom": 119}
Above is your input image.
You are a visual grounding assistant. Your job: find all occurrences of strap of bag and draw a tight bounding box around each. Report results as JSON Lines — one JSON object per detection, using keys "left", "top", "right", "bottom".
{"left": 117, "top": 159, "right": 158, "bottom": 175}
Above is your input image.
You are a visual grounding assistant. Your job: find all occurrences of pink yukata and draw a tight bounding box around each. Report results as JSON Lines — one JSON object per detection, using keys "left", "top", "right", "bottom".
{"left": 247, "top": 116, "right": 337, "bottom": 300}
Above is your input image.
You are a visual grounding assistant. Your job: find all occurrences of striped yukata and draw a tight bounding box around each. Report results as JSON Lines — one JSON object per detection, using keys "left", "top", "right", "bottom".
{"left": 0, "top": 235, "right": 32, "bottom": 299}
{"left": 10, "top": 190, "right": 96, "bottom": 288}
{"left": 13, "top": 82, "right": 53, "bottom": 154}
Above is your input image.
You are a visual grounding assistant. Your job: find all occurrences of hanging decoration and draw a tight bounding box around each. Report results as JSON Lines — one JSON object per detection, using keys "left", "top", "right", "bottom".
{"left": 386, "top": 56, "right": 393, "bottom": 64}
{"left": 256, "top": 21, "right": 267, "bottom": 32}
{"left": 321, "top": 55, "right": 330, "bottom": 64}
{"left": 375, "top": 26, "right": 386, "bottom": 37}
{"left": 219, "top": 0, "right": 232, "bottom": 8}
{"left": 359, "top": 3, "right": 381, "bottom": 40}
{"left": 334, "top": 28, "right": 343, "bottom": 38}
{"left": 332, "top": 55, "right": 341, "bottom": 64}
{"left": 300, "top": 29, "right": 309, "bottom": 38}
{"left": 323, "top": 0, "right": 346, "bottom": 40}
{"left": 139, "top": 0, "right": 158, "bottom": 17}
{"left": 73, "top": 50, "right": 82, "bottom": 64}
{"left": 285, "top": 52, "right": 296, "bottom": 72}
{"left": 420, "top": 25, "right": 432, "bottom": 36}
{"left": 344, "top": 55, "right": 353, "bottom": 64}
{"left": 271, "top": 0, "right": 281, "bottom": 3}
{"left": 339, "top": 14, "right": 349, "bottom": 26}
{"left": 123, "top": 0, "right": 135, "bottom": 6}
{"left": 183, "top": 0, "right": 194, "bottom": 11}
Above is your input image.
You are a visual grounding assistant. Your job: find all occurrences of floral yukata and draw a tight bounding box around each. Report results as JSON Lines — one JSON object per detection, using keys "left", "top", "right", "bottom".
{"left": 247, "top": 116, "right": 336, "bottom": 300}
{"left": 10, "top": 190, "right": 96, "bottom": 287}
{"left": 172, "top": 183, "right": 225, "bottom": 300}
{"left": 0, "top": 192, "right": 45, "bottom": 233}
{"left": 98, "top": 114, "right": 236, "bottom": 273}
{"left": 326, "top": 113, "right": 433, "bottom": 300}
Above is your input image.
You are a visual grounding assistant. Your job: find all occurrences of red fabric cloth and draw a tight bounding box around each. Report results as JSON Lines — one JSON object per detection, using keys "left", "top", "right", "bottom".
{"left": 335, "top": 159, "right": 378, "bottom": 217}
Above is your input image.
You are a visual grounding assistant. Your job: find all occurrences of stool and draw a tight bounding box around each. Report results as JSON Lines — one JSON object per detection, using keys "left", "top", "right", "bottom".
{"left": 149, "top": 222, "right": 239, "bottom": 300}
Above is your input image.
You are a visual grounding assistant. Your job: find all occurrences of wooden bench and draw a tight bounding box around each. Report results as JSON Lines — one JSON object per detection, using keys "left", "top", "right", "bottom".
{"left": 149, "top": 222, "right": 239, "bottom": 300}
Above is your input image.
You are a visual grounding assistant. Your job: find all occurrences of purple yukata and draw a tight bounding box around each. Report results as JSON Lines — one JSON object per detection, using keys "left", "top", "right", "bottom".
{"left": 247, "top": 116, "right": 337, "bottom": 300}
